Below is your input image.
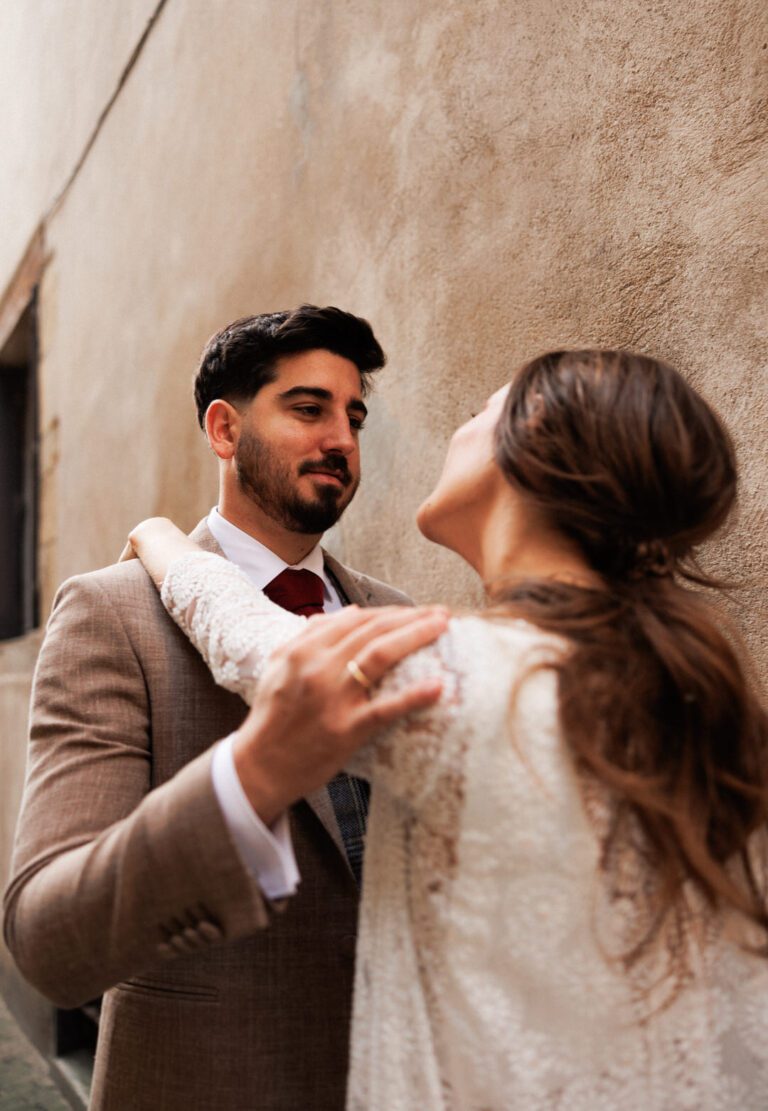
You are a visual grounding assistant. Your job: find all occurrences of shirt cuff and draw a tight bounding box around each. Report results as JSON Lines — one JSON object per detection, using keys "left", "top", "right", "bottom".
{"left": 211, "top": 733, "right": 301, "bottom": 899}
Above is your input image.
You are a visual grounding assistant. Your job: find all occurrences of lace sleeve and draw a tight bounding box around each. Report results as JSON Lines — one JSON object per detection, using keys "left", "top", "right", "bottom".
{"left": 160, "top": 551, "right": 305, "bottom": 704}
{"left": 159, "top": 552, "right": 533, "bottom": 812}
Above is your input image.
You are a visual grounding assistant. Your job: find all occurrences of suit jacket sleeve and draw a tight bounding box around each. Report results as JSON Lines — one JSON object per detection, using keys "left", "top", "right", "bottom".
{"left": 3, "top": 571, "right": 272, "bottom": 1010}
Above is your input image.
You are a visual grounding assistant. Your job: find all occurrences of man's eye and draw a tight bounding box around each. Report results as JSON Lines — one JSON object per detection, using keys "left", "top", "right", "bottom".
{"left": 295, "top": 405, "right": 321, "bottom": 417}
{"left": 350, "top": 418, "right": 366, "bottom": 431}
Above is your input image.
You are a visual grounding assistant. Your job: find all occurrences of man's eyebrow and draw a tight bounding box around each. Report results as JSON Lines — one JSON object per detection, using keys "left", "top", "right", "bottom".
{"left": 278, "top": 386, "right": 368, "bottom": 418}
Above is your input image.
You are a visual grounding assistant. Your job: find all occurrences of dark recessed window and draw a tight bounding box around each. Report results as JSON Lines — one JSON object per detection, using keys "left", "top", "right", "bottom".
{"left": 0, "top": 297, "right": 39, "bottom": 640}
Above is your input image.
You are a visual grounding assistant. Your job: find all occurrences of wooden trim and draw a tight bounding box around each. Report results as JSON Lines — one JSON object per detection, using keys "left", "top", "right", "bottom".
{"left": 0, "top": 228, "right": 46, "bottom": 352}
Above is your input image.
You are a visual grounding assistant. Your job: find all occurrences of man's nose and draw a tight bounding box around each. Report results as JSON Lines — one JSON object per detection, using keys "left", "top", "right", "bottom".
{"left": 319, "top": 414, "right": 357, "bottom": 456}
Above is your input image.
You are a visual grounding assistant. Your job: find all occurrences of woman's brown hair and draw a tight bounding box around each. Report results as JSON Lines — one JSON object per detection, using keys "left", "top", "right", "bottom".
{"left": 492, "top": 350, "right": 768, "bottom": 974}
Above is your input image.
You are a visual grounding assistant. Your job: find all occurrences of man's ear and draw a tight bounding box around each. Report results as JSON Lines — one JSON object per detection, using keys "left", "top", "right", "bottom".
{"left": 205, "top": 399, "right": 241, "bottom": 460}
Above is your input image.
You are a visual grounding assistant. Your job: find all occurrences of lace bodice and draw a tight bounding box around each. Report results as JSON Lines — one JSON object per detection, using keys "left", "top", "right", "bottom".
{"left": 162, "top": 552, "right": 768, "bottom": 1110}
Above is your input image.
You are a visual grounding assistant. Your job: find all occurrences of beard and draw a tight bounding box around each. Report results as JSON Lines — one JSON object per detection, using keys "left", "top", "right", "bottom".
{"left": 234, "top": 428, "right": 359, "bottom": 534}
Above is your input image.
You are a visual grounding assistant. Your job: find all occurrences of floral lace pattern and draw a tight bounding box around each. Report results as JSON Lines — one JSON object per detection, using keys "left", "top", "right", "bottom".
{"left": 162, "top": 552, "right": 768, "bottom": 1110}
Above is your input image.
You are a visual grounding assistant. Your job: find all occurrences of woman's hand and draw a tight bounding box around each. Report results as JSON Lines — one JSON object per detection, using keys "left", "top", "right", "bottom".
{"left": 119, "top": 518, "right": 198, "bottom": 586}
{"left": 232, "top": 603, "right": 449, "bottom": 825}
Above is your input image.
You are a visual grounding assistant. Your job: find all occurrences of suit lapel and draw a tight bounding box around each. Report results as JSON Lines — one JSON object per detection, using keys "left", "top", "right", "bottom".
{"left": 188, "top": 519, "right": 225, "bottom": 555}
{"left": 322, "top": 550, "right": 372, "bottom": 606}
{"left": 316, "top": 551, "right": 376, "bottom": 877}
{"left": 187, "top": 519, "right": 351, "bottom": 867}
{"left": 302, "top": 787, "right": 348, "bottom": 864}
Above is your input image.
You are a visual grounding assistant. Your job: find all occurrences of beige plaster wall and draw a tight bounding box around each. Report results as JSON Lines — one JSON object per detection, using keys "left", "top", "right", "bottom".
{"left": 0, "top": 0, "right": 160, "bottom": 291}
{"left": 0, "top": 633, "right": 53, "bottom": 1046}
{"left": 0, "top": 635, "right": 41, "bottom": 913}
{"left": 33, "top": 0, "right": 767, "bottom": 673}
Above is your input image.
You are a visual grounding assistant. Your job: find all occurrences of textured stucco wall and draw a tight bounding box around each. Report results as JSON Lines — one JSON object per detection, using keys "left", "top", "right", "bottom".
{"left": 0, "top": 633, "right": 50, "bottom": 1045}
{"left": 28, "top": 0, "right": 766, "bottom": 668}
{"left": 0, "top": 0, "right": 160, "bottom": 289}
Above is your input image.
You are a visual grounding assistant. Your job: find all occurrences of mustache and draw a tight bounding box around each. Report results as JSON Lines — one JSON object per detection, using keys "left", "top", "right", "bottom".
{"left": 299, "top": 456, "right": 353, "bottom": 487}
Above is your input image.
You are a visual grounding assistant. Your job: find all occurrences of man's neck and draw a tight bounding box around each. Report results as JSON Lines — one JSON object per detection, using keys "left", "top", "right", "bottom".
{"left": 216, "top": 498, "right": 322, "bottom": 564}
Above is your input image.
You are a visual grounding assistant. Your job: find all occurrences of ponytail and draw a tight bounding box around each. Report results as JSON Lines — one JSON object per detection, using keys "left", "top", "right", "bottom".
{"left": 491, "top": 349, "right": 768, "bottom": 985}
{"left": 491, "top": 575, "right": 768, "bottom": 974}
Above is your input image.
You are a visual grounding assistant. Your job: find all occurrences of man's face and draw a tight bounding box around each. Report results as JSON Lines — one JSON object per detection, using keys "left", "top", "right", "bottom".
{"left": 234, "top": 349, "right": 366, "bottom": 534}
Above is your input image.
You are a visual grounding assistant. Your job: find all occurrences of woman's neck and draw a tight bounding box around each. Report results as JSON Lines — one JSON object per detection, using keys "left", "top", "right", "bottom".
{"left": 473, "top": 497, "right": 602, "bottom": 595}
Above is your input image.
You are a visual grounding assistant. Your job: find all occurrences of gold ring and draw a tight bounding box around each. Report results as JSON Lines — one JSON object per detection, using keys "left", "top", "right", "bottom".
{"left": 346, "top": 658, "right": 374, "bottom": 692}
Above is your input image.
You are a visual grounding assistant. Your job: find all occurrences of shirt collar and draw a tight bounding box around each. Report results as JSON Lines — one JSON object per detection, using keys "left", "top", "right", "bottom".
{"left": 207, "top": 507, "right": 334, "bottom": 602}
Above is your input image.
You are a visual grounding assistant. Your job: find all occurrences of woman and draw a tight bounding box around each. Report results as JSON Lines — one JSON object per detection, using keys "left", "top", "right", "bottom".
{"left": 127, "top": 350, "right": 768, "bottom": 1109}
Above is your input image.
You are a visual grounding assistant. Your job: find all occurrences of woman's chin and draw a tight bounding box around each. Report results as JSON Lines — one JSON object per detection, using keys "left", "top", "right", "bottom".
{"left": 415, "top": 497, "right": 439, "bottom": 542}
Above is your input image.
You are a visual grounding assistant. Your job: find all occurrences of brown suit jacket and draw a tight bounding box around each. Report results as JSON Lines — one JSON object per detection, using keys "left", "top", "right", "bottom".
{"left": 3, "top": 521, "right": 411, "bottom": 1110}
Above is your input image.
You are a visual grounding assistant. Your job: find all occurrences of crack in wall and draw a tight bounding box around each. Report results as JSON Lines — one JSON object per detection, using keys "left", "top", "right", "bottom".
{"left": 47, "top": 0, "right": 170, "bottom": 221}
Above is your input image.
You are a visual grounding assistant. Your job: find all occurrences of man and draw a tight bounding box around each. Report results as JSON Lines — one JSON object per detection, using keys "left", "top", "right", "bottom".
{"left": 3, "top": 306, "right": 420, "bottom": 1110}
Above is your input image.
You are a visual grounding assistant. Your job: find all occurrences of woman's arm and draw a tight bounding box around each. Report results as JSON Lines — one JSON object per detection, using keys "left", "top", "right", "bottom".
{"left": 121, "top": 517, "right": 202, "bottom": 586}
{"left": 124, "top": 519, "right": 451, "bottom": 817}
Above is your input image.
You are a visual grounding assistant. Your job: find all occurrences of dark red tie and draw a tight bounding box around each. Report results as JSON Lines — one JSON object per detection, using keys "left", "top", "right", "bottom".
{"left": 265, "top": 566, "right": 369, "bottom": 884}
{"left": 264, "top": 568, "right": 325, "bottom": 617}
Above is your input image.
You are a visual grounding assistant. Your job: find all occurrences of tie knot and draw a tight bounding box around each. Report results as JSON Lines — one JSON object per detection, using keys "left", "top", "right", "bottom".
{"left": 264, "top": 568, "right": 325, "bottom": 617}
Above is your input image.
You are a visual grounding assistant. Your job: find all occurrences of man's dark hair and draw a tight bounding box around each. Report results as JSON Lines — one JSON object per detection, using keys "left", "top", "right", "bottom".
{"left": 194, "top": 304, "right": 386, "bottom": 429}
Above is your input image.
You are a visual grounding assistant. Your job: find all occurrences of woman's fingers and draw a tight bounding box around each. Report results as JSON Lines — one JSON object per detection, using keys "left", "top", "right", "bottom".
{"left": 129, "top": 518, "right": 193, "bottom": 557}
{"left": 342, "top": 611, "right": 449, "bottom": 688}
{"left": 294, "top": 605, "right": 389, "bottom": 650}
{"left": 357, "top": 679, "right": 443, "bottom": 727}
{"left": 330, "top": 606, "right": 449, "bottom": 666}
{"left": 127, "top": 518, "right": 199, "bottom": 585}
{"left": 128, "top": 517, "right": 175, "bottom": 545}
{"left": 297, "top": 604, "right": 443, "bottom": 653}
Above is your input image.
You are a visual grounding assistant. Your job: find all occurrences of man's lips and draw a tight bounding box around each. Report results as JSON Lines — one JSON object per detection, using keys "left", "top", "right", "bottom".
{"left": 301, "top": 466, "right": 351, "bottom": 487}
{"left": 309, "top": 472, "right": 344, "bottom": 486}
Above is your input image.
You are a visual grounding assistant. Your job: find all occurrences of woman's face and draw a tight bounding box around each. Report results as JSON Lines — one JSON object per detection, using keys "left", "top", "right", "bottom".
{"left": 416, "top": 384, "right": 510, "bottom": 553}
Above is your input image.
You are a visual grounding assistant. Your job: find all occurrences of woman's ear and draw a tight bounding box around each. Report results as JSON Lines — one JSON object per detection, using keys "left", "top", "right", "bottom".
{"left": 205, "top": 399, "right": 241, "bottom": 460}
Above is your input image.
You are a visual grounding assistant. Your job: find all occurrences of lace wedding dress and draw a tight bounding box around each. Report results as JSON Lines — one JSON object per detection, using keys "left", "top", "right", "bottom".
{"left": 162, "top": 551, "right": 768, "bottom": 1110}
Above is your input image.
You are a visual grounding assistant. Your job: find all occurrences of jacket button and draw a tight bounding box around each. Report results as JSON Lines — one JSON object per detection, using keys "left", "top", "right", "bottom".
{"left": 168, "top": 932, "right": 196, "bottom": 955}
{"left": 198, "top": 920, "right": 223, "bottom": 943}
{"left": 182, "top": 927, "right": 205, "bottom": 949}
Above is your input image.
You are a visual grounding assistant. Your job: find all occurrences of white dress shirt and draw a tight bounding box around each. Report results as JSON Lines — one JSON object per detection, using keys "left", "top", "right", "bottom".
{"left": 207, "top": 507, "right": 342, "bottom": 898}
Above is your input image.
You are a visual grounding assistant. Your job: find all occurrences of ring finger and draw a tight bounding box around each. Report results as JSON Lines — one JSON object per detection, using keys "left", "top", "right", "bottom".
{"left": 342, "top": 611, "right": 449, "bottom": 689}
{"left": 332, "top": 606, "right": 447, "bottom": 669}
